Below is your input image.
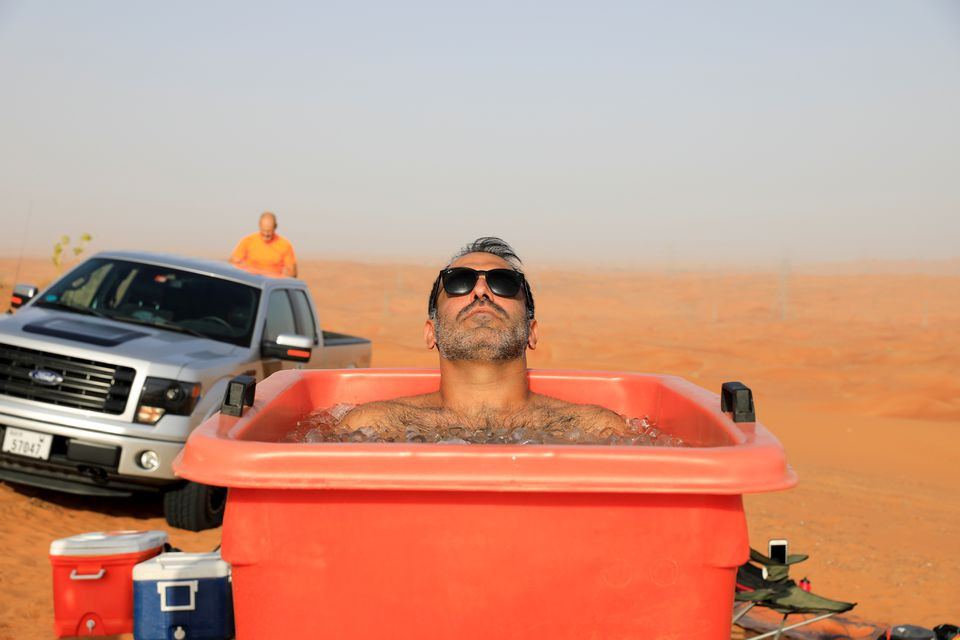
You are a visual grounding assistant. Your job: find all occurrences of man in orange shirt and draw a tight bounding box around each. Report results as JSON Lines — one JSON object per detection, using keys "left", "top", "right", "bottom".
{"left": 230, "top": 211, "right": 298, "bottom": 277}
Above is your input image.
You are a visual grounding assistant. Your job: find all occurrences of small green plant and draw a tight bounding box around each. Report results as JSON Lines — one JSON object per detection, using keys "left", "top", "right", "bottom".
{"left": 53, "top": 233, "right": 92, "bottom": 270}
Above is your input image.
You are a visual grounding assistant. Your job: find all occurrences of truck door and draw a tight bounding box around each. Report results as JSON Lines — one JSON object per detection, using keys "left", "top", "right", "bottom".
{"left": 261, "top": 289, "right": 301, "bottom": 378}
{"left": 289, "top": 289, "right": 324, "bottom": 369}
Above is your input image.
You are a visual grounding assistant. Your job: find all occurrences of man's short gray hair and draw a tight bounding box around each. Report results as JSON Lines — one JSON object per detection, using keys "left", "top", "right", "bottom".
{"left": 446, "top": 236, "right": 524, "bottom": 272}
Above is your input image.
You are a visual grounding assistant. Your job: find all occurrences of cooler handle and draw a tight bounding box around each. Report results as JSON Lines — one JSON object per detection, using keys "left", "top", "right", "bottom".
{"left": 70, "top": 568, "right": 105, "bottom": 581}
{"left": 157, "top": 580, "right": 198, "bottom": 612}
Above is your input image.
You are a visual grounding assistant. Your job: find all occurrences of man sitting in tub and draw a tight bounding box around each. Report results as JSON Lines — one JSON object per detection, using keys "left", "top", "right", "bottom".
{"left": 339, "top": 237, "right": 626, "bottom": 436}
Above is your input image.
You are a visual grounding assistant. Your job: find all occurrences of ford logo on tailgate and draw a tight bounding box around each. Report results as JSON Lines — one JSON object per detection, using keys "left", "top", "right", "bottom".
{"left": 29, "top": 369, "right": 64, "bottom": 386}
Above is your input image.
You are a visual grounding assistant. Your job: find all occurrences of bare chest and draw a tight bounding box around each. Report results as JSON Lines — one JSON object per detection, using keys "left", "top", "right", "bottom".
{"left": 375, "top": 404, "right": 585, "bottom": 435}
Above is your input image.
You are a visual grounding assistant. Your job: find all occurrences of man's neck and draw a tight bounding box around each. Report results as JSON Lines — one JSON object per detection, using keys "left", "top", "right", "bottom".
{"left": 438, "top": 357, "right": 530, "bottom": 415}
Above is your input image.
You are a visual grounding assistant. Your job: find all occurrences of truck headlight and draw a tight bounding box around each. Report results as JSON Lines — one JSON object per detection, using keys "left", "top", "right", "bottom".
{"left": 136, "top": 378, "right": 201, "bottom": 425}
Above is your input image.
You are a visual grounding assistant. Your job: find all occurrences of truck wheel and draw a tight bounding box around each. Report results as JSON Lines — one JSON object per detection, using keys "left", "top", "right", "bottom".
{"left": 163, "top": 481, "right": 227, "bottom": 531}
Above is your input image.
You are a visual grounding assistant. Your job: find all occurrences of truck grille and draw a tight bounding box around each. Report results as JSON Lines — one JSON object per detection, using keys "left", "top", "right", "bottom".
{"left": 0, "top": 343, "right": 135, "bottom": 414}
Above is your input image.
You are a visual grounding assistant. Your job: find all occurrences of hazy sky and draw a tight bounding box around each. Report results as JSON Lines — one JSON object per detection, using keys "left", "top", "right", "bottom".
{"left": 1, "top": 1, "right": 958, "bottom": 266}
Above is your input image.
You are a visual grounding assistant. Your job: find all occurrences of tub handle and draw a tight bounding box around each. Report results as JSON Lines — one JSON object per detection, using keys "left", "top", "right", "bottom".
{"left": 721, "top": 381, "right": 755, "bottom": 422}
{"left": 157, "top": 580, "right": 199, "bottom": 612}
{"left": 221, "top": 375, "right": 256, "bottom": 417}
{"left": 70, "top": 568, "right": 105, "bottom": 581}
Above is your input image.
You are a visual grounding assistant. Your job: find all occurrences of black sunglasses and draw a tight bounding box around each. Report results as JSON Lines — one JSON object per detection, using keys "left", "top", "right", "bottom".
{"left": 428, "top": 267, "right": 535, "bottom": 319}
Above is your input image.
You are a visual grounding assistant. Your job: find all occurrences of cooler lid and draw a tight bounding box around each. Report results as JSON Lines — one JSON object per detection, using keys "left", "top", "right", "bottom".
{"left": 133, "top": 551, "right": 231, "bottom": 580}
{"left": 49, "top": 530, "right": 168, "bottom": 557}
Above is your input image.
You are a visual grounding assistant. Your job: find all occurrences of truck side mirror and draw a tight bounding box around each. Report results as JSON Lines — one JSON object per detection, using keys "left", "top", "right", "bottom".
{"left": 10, "top": 284, "right": 39, "bottom": 311}
{"left": 261, "top": 333, "right": 313, "bottom": 363}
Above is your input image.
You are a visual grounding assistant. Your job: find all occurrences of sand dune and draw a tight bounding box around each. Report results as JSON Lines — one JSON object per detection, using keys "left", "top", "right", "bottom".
{"left": 0, "top": 255, "right": 958, "bottom": 637}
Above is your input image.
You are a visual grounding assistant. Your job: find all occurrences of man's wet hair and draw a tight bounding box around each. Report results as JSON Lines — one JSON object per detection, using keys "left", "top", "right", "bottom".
{"left": 428, "top": 236, "right": 535, "bottom": 320}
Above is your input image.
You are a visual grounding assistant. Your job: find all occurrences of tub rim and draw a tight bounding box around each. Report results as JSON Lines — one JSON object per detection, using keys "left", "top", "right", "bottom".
{"left": 173, "top": 369, "right": 798, "bottom": 495}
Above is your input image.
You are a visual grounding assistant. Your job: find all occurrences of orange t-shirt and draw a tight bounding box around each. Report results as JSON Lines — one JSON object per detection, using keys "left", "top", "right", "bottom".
{"left": 230, "top": 233, "right": 297, "bottom": 277}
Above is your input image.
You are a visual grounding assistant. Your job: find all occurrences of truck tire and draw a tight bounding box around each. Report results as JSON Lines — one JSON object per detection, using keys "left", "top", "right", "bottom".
{"left": 163, "top": 481, "right": 227, "bottom": 531}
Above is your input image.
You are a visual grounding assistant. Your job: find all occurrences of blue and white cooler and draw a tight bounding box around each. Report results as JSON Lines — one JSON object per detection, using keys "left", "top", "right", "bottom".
{"left": 132, "top": 551, "right": 234, "bottom": 640}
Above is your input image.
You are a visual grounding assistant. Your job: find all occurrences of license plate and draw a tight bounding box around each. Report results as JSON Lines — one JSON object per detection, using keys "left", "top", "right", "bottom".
{"left": 1, "top": 427, "right": 54, "bottom": 460}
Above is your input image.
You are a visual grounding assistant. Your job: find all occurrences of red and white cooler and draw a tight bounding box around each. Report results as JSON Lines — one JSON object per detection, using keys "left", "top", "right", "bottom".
{"left": 49, "top": 530, "right": 168, "bottom": 637}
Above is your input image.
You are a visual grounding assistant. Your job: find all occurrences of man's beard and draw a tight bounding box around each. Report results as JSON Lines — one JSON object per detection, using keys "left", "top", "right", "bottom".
{"left": 434, "top": 299, "right": 529, "bottom": 361}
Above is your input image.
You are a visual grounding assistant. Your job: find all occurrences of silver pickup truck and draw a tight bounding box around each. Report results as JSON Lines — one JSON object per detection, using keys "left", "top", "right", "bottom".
{"left": 0, "top": 251, "right": 371, "bottom": 530}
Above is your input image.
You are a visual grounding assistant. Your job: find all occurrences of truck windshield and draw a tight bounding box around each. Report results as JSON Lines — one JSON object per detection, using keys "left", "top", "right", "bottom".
{"left": 34, "top": 258, "right": 261, "bottom": 347}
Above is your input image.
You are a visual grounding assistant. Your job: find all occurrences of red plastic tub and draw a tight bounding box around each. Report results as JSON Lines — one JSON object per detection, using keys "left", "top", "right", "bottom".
{"left": 49, "top": 530, "right": 167, "bottom": 637}
{"left": 174, "top": 369, "right": 796, "bottom": 639}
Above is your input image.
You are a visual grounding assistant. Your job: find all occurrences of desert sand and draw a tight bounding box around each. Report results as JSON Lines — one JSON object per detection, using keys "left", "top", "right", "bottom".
{"left": 0, "top": 255, "right": 958, "bottom": 638}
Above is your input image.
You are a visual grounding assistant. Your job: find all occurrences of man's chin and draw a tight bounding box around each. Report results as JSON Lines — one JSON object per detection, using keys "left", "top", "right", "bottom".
{"left": 464, "top": 323, "right": 498, "bottom": 332}
{"left": 438, "top": 340, "right": 526, "bottom": 362}
{"left": 444, "top": 353, "right": 521, "bottom": 363}
{"left": 460, "top": 315, "right": 501, "bottom": 327}
{"left": 435, "top": 316, "right": 528, "bottom": 361}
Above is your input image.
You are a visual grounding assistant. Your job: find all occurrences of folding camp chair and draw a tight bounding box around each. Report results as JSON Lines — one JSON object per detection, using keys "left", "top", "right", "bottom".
{"left": 733, "top": 547, "right": 856, "bottom": 640}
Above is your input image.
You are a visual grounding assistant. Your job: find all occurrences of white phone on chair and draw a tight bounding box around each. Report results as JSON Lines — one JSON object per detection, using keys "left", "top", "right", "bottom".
{"left": 768, "top": 538, "right": 788, "bottom": 564}
{"left": 761, "top": 538, "right": 789, "bottom": 579}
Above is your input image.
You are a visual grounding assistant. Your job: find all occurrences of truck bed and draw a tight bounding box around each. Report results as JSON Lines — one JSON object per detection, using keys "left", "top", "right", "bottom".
{"left": 320, "top": 331, "right": 372, "bottom": 368}
{"left": 322, "top": 330, "right": 370, "bottom": 347}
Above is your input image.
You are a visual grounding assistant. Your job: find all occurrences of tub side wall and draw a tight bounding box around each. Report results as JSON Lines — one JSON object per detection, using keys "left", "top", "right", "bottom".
{"left": 222, "top": 487, "right": 747, "bottom": 640}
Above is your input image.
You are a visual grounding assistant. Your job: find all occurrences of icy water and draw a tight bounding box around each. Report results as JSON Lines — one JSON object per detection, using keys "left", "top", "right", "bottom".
{"left": 280, "top": 404, "right": 685, "bottom": 447}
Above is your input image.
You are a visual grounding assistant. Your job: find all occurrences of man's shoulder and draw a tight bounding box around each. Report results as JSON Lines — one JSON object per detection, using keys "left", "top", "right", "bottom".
{"left": 340, "top": 393, "right": 439, "bottom": 428}
{"left": 237, "top": 232, "right": 262, "bottom": 246}
{"left": 532, "top": 393, "right": 612, "bottom": 412}
{"left": 530, "top": 393, "right": 625, "bottom": 430}
{"left": 233, "top": 232, "right": 258, "bottom": 248}
{"left": 273, "top": 233, "right": 295, "bottom": 250}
